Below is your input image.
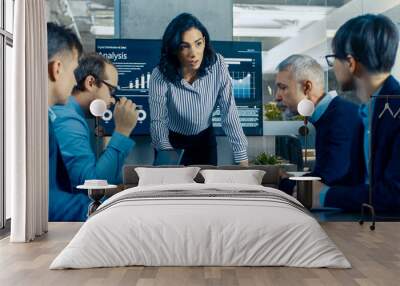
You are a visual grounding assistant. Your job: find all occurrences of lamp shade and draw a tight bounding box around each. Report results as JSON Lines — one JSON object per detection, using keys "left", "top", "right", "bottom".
{"left": 89, "top": 99, "right": 107, "bottom": 117}
{"left": 297, "top": 98, "right": 315, "bottom": 117}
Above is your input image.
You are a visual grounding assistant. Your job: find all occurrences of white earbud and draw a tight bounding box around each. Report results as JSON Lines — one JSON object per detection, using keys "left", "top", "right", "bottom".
{"left": 102, "top": 110, "right": 113, "bottom": 121}
{"left": 137, "top": 109, "right": 147, "bottom": 122}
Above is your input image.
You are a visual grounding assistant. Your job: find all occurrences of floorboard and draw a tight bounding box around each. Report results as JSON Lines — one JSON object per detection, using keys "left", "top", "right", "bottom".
{"left": 0, "top": 222, "right": 399, "bottom": 286}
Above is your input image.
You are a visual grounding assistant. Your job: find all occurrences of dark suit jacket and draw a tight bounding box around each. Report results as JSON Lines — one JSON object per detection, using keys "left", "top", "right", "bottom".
{"left": 279, "top": 96, "right": 364, "bottom": 194}
{"left": 325, "top": 75, "right": 400, "bottom": 212}
{"left": 310, "top": 96, "right": 364, "bottom": 186}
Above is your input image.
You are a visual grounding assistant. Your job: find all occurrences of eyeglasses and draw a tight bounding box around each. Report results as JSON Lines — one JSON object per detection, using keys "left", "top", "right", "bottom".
{"left": 325, "top": 54, "right": 337, "bottom": 67}
{"left": 99, "top": 79, "right": 119, "bottom": 97}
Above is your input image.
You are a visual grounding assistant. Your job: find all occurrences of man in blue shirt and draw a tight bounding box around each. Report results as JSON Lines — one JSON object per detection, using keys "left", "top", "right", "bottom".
{"left": 47, "top": 23, "right": 92, "bottom": 221}
{"left": 275, "top": 55, "right": 364, "bottom": 206}
{"left": 323, "top": 14, "right": 400, "bottom": 212}
{"left": 52, "top": 53, "right": 138, "bottom": 194}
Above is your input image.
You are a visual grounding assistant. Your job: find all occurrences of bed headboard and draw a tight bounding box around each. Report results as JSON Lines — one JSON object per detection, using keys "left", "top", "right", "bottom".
{"left": 122, "top": 165, "right": 282, "bottom": 189}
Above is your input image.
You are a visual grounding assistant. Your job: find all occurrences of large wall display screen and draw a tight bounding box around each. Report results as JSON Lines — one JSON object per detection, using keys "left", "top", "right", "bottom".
{"left": 96, "top": 39, "right": 262, "bottom": 136}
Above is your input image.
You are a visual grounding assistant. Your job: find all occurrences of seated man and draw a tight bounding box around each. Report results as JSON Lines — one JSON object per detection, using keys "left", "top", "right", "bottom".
{"left": 323, "top": 14, "right": 400, "bottom": 212}
{"left": 275, "top": 54, "right": 364, "bottom": 200}
{"left": 52, "top": 53, "right": 138, "bottom": 193}
{"left": 47, "top": 22, "right": 91, "bottom": 221}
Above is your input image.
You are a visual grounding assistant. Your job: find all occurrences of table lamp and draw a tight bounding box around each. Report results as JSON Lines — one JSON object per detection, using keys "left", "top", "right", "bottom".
{"left": 89, "top": 99, "right": 147, "bottom": 158}
{"left": 89, "top": 99, "right": 112, "bottom": 158}
{"left": 297, "top": 98, "right": 315, "bottom": 170}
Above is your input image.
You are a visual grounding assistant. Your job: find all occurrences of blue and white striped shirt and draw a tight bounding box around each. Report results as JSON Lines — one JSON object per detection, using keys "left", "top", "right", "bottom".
{"left": 149, "top": 53, "right": 248, "bottom": 162}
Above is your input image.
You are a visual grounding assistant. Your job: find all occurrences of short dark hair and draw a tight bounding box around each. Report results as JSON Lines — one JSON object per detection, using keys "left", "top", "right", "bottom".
{"left": 47, "top": 22, "right": 83, "bottom": 61}
{"left": 72, "top": 53, "right": 114, "bottom": 94}
{"left": 158, "top": 13, "right": 216, "bottom": 83}
{"left": 332, "top": 14, "right": 399, "bottom": 73}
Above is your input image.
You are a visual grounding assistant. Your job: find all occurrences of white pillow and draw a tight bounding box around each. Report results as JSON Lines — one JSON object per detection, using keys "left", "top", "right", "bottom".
{"left": 135, "top": 167, "right": 201, "bottom": 186}
{"left": 200, "top": 169, "right": 266, "bottom": 185}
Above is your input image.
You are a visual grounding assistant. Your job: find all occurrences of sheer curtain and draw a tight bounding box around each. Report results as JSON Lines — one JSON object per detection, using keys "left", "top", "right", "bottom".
{"left": 7, "top": 0, "right": 48, "bottom": 242}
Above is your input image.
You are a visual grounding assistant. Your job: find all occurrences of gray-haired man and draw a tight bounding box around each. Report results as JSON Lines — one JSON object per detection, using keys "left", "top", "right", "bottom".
{"left": 276, "top": 54, "right": 364, "bottom": 207}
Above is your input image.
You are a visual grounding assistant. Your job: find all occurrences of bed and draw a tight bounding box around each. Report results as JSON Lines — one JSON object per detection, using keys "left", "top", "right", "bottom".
{"left": 50, "top": 166, "right": 350, "bottom": 269}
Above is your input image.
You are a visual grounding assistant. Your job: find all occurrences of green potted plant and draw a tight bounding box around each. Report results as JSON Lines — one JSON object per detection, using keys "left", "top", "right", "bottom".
{"left": 264, "top": 102, "right": 283, "bottom": 121}
{"left": 253, "top": 152, "right": 283, "bottom": 165}
{"left": 263, "top": 101, "right": 307, "bottom": 136}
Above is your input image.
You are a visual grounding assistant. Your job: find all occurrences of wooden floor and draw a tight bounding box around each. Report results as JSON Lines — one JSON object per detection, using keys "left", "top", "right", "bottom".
{"left": 0, "top": 222, "right": 399, "bottom": 286}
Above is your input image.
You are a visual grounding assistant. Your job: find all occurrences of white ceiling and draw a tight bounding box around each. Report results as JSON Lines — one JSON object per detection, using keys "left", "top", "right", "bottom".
{"left": 262, "top": 0, "right": 400, "bottom": 73}
{"left": 233, "top": 4, "right": 334, "bottom": 37}
{"left": 47, "top": 0, "right": 345, "bottom": 52}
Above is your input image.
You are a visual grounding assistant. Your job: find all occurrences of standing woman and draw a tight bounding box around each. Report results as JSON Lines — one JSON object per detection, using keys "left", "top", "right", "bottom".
{"left": 149, "top": 13, "right": 248, "bottom": 166}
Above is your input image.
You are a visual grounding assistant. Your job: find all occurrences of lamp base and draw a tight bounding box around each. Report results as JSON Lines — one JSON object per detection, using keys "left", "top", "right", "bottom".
{"left": 87, "top": 188, "right": 105, "bottom": 217}
{"left": 359, "top": 203, "right": 376, "bottom": 231}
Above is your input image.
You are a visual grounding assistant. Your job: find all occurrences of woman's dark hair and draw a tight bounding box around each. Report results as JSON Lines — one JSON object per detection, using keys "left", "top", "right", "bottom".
{"left": 158, "top": 13, "right": 216, "bottom": 83}
{"left": 72, "top": 53, "right": 113, "bottom": 94}
{"left": 332, "top": 14, "right": 399, "bottom": 73}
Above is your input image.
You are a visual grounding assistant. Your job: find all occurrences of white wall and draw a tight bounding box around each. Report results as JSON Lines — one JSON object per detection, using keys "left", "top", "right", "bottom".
{"left": 120, "top": 0, "right": 233, "bottom": 40}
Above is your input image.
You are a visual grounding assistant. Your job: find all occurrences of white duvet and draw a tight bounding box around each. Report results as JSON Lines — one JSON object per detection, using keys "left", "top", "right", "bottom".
{"left": 50, "top": 183, "right": 351, "bottom": 269}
